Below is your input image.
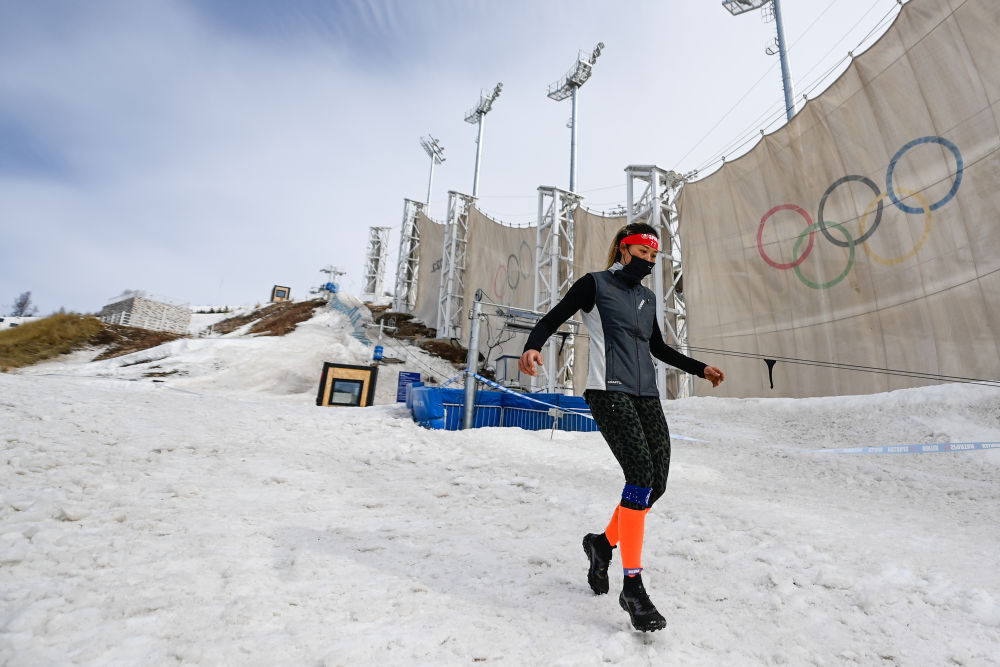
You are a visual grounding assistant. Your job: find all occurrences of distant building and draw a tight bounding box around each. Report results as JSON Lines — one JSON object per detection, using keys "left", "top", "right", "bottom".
{"left": 0, "top": 316, "right": 40, "bottom": 330}
{"left": 99, "top": 291, "right": 191, "bottom": 334}
{"left": 271, "top": 285, "right": 291, "bottom": 303}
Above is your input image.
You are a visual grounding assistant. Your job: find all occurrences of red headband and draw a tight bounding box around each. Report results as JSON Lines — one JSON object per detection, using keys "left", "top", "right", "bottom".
{"left": 620, "top": 233, "right": 659, "bottom": 250}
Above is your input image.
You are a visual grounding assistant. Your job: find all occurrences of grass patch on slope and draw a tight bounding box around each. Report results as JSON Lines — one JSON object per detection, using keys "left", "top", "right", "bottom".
{"left": 213, "top": 299, "right": 327, "bottom": 336}
{"left": 0, "top": 314, "right": 105, "bottom": 371}
{"left": 0, "top": 313, "right": 191, "bottom": 371}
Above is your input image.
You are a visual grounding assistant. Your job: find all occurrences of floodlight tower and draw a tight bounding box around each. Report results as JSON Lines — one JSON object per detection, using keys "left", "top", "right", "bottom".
{"left": 419, "top": 135, "right": 445, "bottom": 208}
{"left": 547, "top": 42, "right": 604, "bottom": 193}
{"left": 722, "top": 0, "right": 796, "bottom": 121}
{"left": 464, "top": 82, "right": 503, "bottom": 198}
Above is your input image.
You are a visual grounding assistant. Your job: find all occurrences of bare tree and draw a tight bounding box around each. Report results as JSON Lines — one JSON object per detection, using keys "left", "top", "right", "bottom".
{"left": 10, "top": 291, "right": 39, "bottom": 317}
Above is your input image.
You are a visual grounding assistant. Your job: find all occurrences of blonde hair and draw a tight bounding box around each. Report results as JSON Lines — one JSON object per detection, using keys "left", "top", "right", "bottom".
{"left": 604, "top": 223, "right": 659, "bottom": 269}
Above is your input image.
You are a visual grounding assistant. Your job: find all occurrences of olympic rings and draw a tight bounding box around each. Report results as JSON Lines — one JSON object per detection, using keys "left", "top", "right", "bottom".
{"left": 506, "top": 253, "right": 521, "bottom": 290}
{"left": 757, "top": 204, "right": 815, "bottom": 269}
{"left": 492, "top": 240, "right": 534, "bottom": 299}
{"left": 493, "top": 264, "right": 508, "bottom": 299}
{"left": 858, "top": 187, "right": 932, "bottom": 266}
{"left": 817, "top": 175, "right": 882, "bottom": 247}
{"left": 517, "top": 240, "right": 532, "bottom": 279}
{"left": 886, "top": 136, "right": 963, "bottom": 214}
{"left": 792, "top": 221, "right": 855, "bottom": 290}
{"left": 756, "top": 135, "right": 963, "bottom": 289}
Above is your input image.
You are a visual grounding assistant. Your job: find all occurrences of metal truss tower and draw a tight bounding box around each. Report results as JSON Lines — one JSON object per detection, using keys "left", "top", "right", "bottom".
{"left": 625, "top": 165, "right": 693, "bottom": 399}
{"left": 436, "top": 191, "right": 476, "bottom": 340}
{"left": 362, "top": 226, "right": 392, "bottom": 300}
{"left": 391, "top": 198, "right": 425, "bottom": 313}
{"left": 534, "top": 186, "right": 582, "bottom": 393}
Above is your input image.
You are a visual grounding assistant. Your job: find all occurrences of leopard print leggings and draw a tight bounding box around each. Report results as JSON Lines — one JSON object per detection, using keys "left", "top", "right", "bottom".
{"left": 583, "top": 389, "right": 671, "bottom": 511}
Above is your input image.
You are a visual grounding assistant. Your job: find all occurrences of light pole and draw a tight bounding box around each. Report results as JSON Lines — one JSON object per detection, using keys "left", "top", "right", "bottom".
{"left": 547, "top": 42, "right": 604, "bottom": 193}
{"left": 722, "top": 0, "right": 796, "bottom": 121}
{"left": 419, "top": 135, "right": 445, "bottom": 209}
{"left": 464, "top": 82, "right": 503, "bottom": 198}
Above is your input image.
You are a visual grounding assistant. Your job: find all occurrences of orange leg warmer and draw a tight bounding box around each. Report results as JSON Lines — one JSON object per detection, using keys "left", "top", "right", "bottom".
{"left": 618, "top": 506, "right": 649, "bottom": 576}
{"left": 604, "top": 504, "right": 621, "bottom": 547}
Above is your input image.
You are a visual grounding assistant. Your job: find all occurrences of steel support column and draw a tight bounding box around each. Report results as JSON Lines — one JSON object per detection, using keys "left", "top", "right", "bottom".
{"left": 362, "top": 226, "right": 392, "bottom": 301}
{"left": 392, "top": 198, "right": 425, "bottom": 313}
{"left": 437, "top": 191, "right": 475, "bottom": 340}
{"left": 534, "top": 186, "right": 581, "bottom": 393}
{"left": 625, "top": 165, "right": 690, "bottom": 399}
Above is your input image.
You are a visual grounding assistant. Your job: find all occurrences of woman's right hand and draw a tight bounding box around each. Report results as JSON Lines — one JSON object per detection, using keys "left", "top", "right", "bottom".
{"left": 519, "top": 350, "right": 543, "bottom": 377}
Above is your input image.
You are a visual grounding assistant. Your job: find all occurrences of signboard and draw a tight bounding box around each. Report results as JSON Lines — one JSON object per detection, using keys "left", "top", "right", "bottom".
{"left": 396, "top": 371, "right": 421, "bottom": 402}
{"left": 316, "top": 363, "right": 378, "bottom": 407}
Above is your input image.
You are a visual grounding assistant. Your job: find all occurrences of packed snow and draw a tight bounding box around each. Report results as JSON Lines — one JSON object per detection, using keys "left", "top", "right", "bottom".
{"left": 2, "top": 302, "right": 999, "bottom": 665}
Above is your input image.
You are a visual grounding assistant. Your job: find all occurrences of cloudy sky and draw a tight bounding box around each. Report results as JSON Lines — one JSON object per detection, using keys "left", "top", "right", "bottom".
{"left": 0, "top": 0, "right": 905, "bottom": 315}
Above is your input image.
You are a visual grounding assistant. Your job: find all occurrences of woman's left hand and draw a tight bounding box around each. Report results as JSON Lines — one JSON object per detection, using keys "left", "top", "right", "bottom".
{"left": 704, "top": 366, "right": 725, "bottom": 388}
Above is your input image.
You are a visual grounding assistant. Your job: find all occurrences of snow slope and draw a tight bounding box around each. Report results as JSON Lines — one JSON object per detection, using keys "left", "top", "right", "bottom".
{"left": 2, "top": 303, "right": 999, "bottom": 665}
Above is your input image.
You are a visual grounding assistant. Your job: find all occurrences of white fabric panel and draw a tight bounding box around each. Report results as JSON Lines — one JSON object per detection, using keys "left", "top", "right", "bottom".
{"left": 412, "top": 212, "right": 444, "bottom": 329}
{"left": 463, "top": 207, "right": 536, "bottom": 313}
{"left": 458, "top": 208, "right": 538, "bottom": 382}
{"left": 677, "top": 0, "right": 1000, "bottom": 398}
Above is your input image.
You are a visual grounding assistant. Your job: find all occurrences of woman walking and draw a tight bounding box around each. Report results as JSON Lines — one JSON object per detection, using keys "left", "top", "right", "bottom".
{"left": 518, "top": 222, "right": 724, "bottom": 632}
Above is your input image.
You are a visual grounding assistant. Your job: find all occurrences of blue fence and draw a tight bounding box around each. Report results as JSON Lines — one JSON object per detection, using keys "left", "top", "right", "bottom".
{"left": 407, "top": 383, "right": 598, "bottom": 433}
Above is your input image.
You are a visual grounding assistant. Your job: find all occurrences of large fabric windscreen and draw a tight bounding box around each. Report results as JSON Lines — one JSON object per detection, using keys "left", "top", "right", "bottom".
{"left": 462, "top": 208, "right": 538, "bottom": 384}
{"left": 678, "top": 0, "right": 1000, "bottom": 398}
{"left": 412, "top": 212, "right": 444, "bottom": 329}
{"left": 409, "top": 204, "right": 629, "bottom": 392}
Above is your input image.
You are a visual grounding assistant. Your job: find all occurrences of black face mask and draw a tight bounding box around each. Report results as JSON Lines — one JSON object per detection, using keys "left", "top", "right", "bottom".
{"left": 620, "top": 253, "right": 655, "bottom": 285}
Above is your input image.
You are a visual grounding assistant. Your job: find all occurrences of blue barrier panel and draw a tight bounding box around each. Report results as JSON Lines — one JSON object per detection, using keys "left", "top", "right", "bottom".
{"left": 409, "top": 384, "right": 445, "bottom": 429}
{"left": 407, "top": 385, "right": 597, "bottom": 433}
{"left": 405, "top": 381, "right": 423, "bottom": 411}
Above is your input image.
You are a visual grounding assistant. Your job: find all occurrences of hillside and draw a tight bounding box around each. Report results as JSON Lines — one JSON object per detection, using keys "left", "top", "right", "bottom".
{"left": 12, "top": 297, "right": 464, "bottom": 405}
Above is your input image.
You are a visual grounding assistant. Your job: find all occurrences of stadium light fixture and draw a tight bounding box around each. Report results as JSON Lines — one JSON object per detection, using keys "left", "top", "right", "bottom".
{"left": 419, "top": 135, "right": 445, "bottom": 208}
{"left": 464, "top": 82, "right": 503, "bottom": 198}
{"left": 721, "top": 0, "right": 796, "bottom": 121}
{"left": 722, "top": 0, "right": 769, "bottom": 15}
{"left": 547, "top": 42, "right": 604, "bottom": 192}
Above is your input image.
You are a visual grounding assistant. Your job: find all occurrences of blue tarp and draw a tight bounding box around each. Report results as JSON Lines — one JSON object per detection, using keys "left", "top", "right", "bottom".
{"left": 406, "top": 383, "right": 598, "bottom": 432}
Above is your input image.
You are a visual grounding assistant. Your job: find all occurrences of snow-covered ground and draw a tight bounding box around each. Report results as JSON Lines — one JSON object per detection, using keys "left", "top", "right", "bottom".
{"left": 2, "top": 302, "right": 999, "bottom": 665}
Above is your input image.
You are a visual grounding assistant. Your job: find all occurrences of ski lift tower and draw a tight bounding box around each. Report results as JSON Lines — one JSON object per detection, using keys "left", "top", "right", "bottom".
{"left": 362, "top": 227, "right": 392, "bottom": 301}
{"left": 464, "top": 82, "right": 503, "bottom": 198}
{"left": 320, "top": 265, "right": 346, "bottom": 301}
{"left": 722, "top": 0, "right": 796, "bottom": 121}
{"left": 546, "top": 42, "right": 604, "bottom": 193}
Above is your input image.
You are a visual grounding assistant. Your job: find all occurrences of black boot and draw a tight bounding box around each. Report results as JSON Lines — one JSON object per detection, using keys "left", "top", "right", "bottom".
{"left": 619, "top": 574, "right": 666, "bottom": 632}
{"left": 582, "top": 533, "right": 614, "bottom": 595}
